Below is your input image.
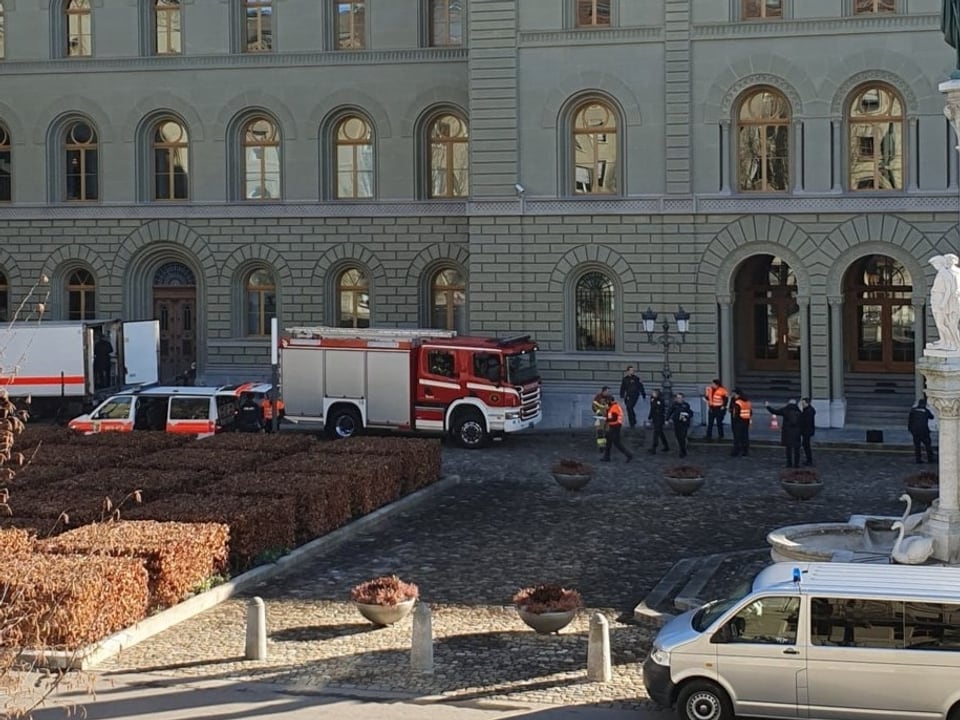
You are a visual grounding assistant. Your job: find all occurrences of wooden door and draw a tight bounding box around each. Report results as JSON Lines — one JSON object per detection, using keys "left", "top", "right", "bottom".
{"left": 154, "top": 288, "right": 196, "bottom": 383}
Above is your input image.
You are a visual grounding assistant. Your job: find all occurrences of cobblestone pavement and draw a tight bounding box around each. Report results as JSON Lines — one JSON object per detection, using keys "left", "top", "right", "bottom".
{"left": 98, "top": 431, "right": 921, "bottom": 711}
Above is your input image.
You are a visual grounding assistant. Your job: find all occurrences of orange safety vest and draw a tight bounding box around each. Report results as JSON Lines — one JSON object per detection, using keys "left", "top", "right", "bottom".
{"left": 706, "top": 385, "right": 729, "bottom": 408}
{"left": 605, "top": 403, "right": 624, "bottom": 428}
{"left": 735, "top": 399, "right": 752, "bottom": 420}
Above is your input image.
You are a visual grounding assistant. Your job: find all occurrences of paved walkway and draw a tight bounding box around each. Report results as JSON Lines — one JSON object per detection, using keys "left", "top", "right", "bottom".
{"left": 81, "top": 429, "right": 927, "bottom": 715}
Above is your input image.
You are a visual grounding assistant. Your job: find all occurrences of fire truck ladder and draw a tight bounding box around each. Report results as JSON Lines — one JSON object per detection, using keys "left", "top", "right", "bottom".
{"left": 285, "top": 326, "right": 458, "bottom": 340}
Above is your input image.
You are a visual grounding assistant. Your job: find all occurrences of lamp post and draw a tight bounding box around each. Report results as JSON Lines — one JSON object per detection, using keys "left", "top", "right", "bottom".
{"left": 641, "top": 306, "right": 691, "bottom": 398}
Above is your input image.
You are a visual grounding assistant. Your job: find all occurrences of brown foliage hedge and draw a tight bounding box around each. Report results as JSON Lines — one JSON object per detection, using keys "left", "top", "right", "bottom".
{"left": 0, "top": 528, "right": 34, "bottom": 555}
{"left": 126, "top": 448, "right": 278, "bottom": 475}
{"left": 0, "top": 554, "right": 148, "bottom": 650}
{"left": 39, "top": 521, "right": 229, "bottom": 608}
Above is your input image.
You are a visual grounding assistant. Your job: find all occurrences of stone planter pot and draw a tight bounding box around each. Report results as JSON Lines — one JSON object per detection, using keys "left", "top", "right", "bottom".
{"left": 664, "top": 474, "right": 704, "bottom": 496}
{"left": 904, "top": 484, "right": 939, "bottom": 507}
{"left": 516, "top": 607, "right": 577, "bottom": 634}
{"left": 552, "top": 472, "right": 592, "bottom": 491}
{"left": 780, "top": 479, "right": 824, "bottom": 501}
{"left": 354, "top": 599, "right": 416, "bottom": 626}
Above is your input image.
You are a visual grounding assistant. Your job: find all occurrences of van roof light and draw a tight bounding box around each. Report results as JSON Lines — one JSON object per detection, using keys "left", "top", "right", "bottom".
{"left": 792, "top": 567, "right": 802, "bottom": 585}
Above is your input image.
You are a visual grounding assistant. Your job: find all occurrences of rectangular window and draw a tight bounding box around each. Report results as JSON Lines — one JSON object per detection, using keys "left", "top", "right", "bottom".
{"left": 68, "top": 288, "right": 95, "bottom": 320}
{"left": 245, "top": 0, "right": 273, "bottom": 52}
{"left": 576, "top": 0, "right": 610, "bottom": 27}
{"left": 0, "top": 144, "right": 10, "bottom": 203}
{"left": 155, "top": 0, "right": 182, "bottom": 55}
{"left": 0, "top": 6, "right": 5, "bottom": 60}
{"left": 742, "top": 0, "right": 782, "bottom": 19}
{"left": 810, "top": 597, "right": 901, "bottom": 648}
{"left": 93, "top": 397, "right": 134, "bottom": 420}
{"left": 169, "top": 396, "right": 210, "bottom": 420}
{"left": 854, "top": 0, "right": 895, "bottom": 13}
{"left": 67, "top": 3, "right": 93, "bottom": 57}
{"left": 335, "top": 1, "right": 366, "bottom": 49}
{"left": 429, "top": 0, "right": 462, "bottom": 46}
{"left": 66, "top": 148, "right": 98, "bottom": 201}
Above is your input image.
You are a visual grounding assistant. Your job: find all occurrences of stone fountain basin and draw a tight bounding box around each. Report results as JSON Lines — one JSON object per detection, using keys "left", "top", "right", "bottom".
{"left": 767, "top": 519, "right": 899, "bottom": 564}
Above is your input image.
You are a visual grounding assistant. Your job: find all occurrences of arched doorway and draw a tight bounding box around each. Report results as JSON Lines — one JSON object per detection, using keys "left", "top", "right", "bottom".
{"left": 843, "top": 255, "right": 914, "bottom": 373}
{"left": 153, "top": 261, "right": 196, "bottom": 383}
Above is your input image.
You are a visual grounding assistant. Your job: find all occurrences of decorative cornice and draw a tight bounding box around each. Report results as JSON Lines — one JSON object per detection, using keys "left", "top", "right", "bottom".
{"left": 694, "top": 12, "right": 939, "bottom": 39}
{"left": 518, "top": 26, "right": 663, "bottom": 47}
{"left": 0, "top": 48, "right": 468, "bottom": 75}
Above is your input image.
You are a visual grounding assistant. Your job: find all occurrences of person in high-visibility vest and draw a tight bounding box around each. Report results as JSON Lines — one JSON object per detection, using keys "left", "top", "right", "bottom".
{"left": 601, "top": 397, "right": 634, "bottom": 463}
{"left": 730, "top": 388, "right": 752, "bottom": 458}
{"left": 704, "top": 378, "right": 729, "bottom": 441}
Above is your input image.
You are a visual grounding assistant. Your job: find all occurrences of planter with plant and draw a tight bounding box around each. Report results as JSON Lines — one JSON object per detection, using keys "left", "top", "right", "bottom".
{"left": 350, "top": 574, "right": 419, "bottom": 626}
{"left": 512, "top": 583, "right": 583, "bottom": 634}
{"left": 903, "top": 470, "right": 939, "bottom": 507}
{"left": 780, "top": 467, "right": 823, "bottom": 501}
{"left": 663, "top": 464, "right": 705, "bottom": 496}
{"left": 550, "top": 459, "right": 593, "bottom": 491}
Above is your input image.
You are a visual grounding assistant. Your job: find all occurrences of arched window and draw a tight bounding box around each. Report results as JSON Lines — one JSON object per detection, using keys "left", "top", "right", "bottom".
{"left": 428, "top": 113, "right": 468, "bottom": 198}
{"left": 430, "top": 267, "right": 465, "bottom": 333}
{"left": 244, "top": 268, "right": 276, "bottom": 336}
{"left": 0, "top": 1, "right": 6, "bottom": 60}
{"left": 737, "top": 88, "right": 790, "bottom": 192}
{"left": 336, "top": 267, "right": 370, "bottom": 328}
{"left": 848, "top": 84, "right": 903, "bottom": 191}
{"left": 65, "top": 121, "right": 98, "bottom": 201}
{"left": 845, "top": 255, "right": 914, "bottom": 371}
{"left": 575, "top": 271, "right": 615, "bottom": 351}
{"left": 154, "top": 0, "right": 182, "bottom": 55}
{"left": 0, "top": 271, "right": 8, "bottom": 322}
{"left": 242, "top": 116, "right": 281, "bottom": 200}
{"left": 572, "top": 101, "right": 618, "bottom": 195}
{"left": 152, "top": 118, "right": 189, "bottom": 200}
{"left": 244, "top": 0, "right": 273, "bottom": 52}
{"left": 0, "top": 124, "right": 10, "bottom": 202}
{"left": 67, "top": 268, "right": 95, "bottom": 320}
{"left": 428, "top": 0, "right": 462, "bottom": 46}
{"left": 335, "top": 116, "right": 373, "bottom": 199}
{"left": 66, "top": 0, "right": 92, "bottom": 57}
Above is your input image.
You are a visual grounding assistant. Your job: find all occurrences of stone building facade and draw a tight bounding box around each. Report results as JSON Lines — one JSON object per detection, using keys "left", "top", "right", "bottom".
{"left": 0, "top": 0, "right": 955, "bottom": 427}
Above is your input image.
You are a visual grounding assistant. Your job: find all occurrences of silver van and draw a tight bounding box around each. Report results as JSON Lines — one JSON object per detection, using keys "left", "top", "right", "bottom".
{"left": 644, "top": 562, "right": 960, "bottom": 720}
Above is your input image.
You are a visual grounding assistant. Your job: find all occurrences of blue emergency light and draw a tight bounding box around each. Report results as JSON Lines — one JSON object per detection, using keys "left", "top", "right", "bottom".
{"left": 792, "top": 567, "right": 802, "bottom": 585}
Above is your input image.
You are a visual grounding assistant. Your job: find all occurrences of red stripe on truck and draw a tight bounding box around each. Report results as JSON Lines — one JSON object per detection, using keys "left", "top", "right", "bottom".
{"left": 0, "top": 375, "right": 86, "bottom": 386}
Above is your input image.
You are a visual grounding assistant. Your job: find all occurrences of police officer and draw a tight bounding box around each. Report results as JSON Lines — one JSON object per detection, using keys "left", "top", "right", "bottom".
{"left": 236, "top": 394, "right": 265, "bottom": 433}
{"left": 647, "top": 389, "right": 670, "bottom": 454}
{"left": 667, "top": 392, "right": 693, "bottom": 458}
{"left": 730, "top": 389, "right": 753, "bottom": 458}
{"left": 619, "top": 365, "right": 647, "bottom": 430}
{"left": 908, "top": 397, "right": 935, "bottom": 464}
{"left": 601, "top": 397, "right": 633, "bottom": 463}
{"left": 767, "top": 399, "right": 802, "bottom": 467}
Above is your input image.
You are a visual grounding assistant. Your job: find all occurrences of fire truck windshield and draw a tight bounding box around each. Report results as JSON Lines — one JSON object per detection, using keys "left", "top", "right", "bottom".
{"left": 506, "top": 350, "right": 538, "bottom": 385}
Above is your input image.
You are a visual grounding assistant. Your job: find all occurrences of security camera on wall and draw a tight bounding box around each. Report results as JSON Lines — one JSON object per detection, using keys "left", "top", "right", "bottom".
{"left": 515, "top": 183, "right": 525, "bottom": 195}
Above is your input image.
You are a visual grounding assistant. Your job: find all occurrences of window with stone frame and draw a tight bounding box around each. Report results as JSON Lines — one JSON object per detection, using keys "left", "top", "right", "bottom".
{"left": 334, "top": 1, "right": 366, "bottom": 50}
{"left": 0, "top": 271, "right": 8, "bottom": 322}
{"left": 737, "top": 88, "right": 790, "bottom": 192}
{"left": 430, "top": 267, "right": 466, "bottom": 333}
{"left": 848, "top": 84, "right": 903, "bottom": 191}
{"left": 66, "top": 0, "right": 93, "bottom": 57}
{"left": 572, "top": 100, "right": 618, "bottom": 195}
{"left": 428, "top": 113, "right": 469, "bottom": 198}
{"left": 428, "top": 0, "right": 462, "bottom": 46}
{"left": 335, "top": 115, "right": 374, "bottom": 199}
{"left": 576, "top": 0, "right": 610, "bottom": 27}
{"left": 154, "top": 0, "right": 182, "bottom": 55}
{"left": 65, "top": 121, "right": 99, "bottom": 201}
{"left": 742, "top": 0, "right": 782, "bottom": 19}
{"left": 575, "top": 271, "right": 616, "bottom": 352}
{"left": 0, "top": 124, "right": 10, "bottom": 202}
{"left": 0, "top": 1, "right": 6, "bottom": 60}
{"left": 242, "top": 116, "right": 281, "bottom": 200}
{"left": 336, "top": 267, "right": 370, "bottom": 328}
{"left": 67, "top": 269, "right": 96, "bottom": 320}
{"left": 244, "top": 268, "right": 276, "bottom": 336}
{"left": 244, "top": 0, "right": 273, "bottom": 52}
{"left": 152, "top": 118, "right": 189, "bottom": 200}
{"left": 853, "top": 0, "right": 895, "bottom": 13}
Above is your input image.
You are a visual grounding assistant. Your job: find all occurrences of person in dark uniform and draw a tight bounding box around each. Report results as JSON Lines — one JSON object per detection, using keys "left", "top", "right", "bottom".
{"left": 619, "top": 365, "right": 647, "bottom": 430}
{"left": 647, "top": 389, "right": 670, "bottom": 454}
{"left": 799, "top": 398, "right": 817, "bottom": 466}
{"left": 236, "top": 394, "right": 265, "bottom": 433}
{"left": 667, "top": 392, "right": 693, "bottom": 458}
{"left": 93, "top": 332, "right": 113, "bottom": 389}
{"left": 908, "top": 397, "right": 935, "bottom": 464}
{"left": 767, "top": 399, "right": 803, "bottom": 468}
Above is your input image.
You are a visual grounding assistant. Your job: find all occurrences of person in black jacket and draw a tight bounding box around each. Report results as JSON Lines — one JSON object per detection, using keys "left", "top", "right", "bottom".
{"left": 619, "top": 365, "right": 646, "bottom": 430}
{"left": 799, "top": 398, "right": 816, "bottom": 466}
{"left": 908, "top": 397, "right": 935, "bottom": 464}
{"left": 766, "top": 399, "right": 802, "bottom": 467}
{"left": 667, "top": 392, "right": 693, "bottom": 458}
{"left": 647, "top": 389, "right": 669, "bottom": 454}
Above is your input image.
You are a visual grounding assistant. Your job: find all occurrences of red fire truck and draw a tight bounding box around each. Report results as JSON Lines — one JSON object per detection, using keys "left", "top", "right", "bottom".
{"left": 278, "top": 326, "right": 542, "bottom": 448}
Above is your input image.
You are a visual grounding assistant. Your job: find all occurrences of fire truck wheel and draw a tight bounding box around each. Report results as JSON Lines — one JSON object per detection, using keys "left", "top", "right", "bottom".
{"left": 327, "top": 405, "right": 362, "bottom": 440}
{"left": 452, "top": 409, "right": 488, "bottom": 449}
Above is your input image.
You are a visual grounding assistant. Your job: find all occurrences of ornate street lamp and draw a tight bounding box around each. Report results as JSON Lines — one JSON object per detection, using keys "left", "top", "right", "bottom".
{"left": 642, "top": 306, "right": 691, "bottom": 396}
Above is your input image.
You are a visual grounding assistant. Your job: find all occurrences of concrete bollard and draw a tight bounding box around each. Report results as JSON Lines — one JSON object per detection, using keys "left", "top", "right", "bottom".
{"left": 245, "top": 596, "right": 267, "bottom": 661}
{"left": 586, "top": 612, "right": 611, "bottom": 682}
{"left": 410, "top": 601, "right": 434, "bottom": 674}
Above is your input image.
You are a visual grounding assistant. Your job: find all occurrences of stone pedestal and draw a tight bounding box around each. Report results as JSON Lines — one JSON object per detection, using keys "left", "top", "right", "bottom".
{"left": 918, "top": 351, "right": 960, "bottom": 564}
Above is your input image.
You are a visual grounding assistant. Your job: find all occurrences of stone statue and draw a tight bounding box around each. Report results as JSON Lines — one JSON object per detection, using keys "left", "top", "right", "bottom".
{"left": 929, "top": 254, "right": 960, "bottom": 351}
{"left": 944, "top": 0, "right": 960, "bottom": 74}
